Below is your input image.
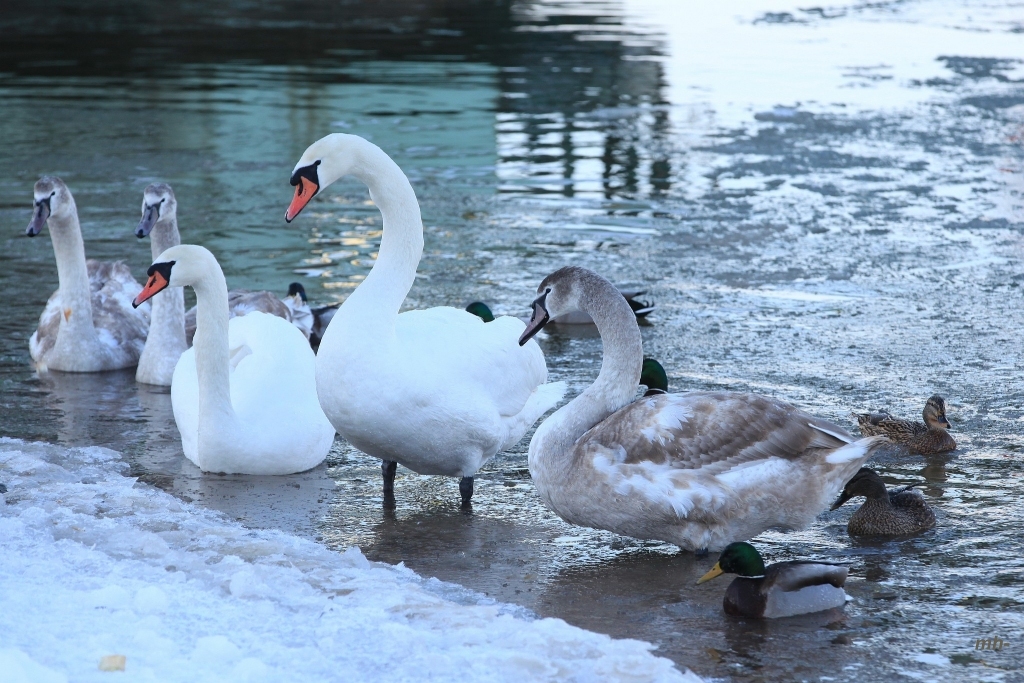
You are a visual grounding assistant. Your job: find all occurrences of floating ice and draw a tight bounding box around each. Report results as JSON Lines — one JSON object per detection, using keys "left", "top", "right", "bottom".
{"left": 0, "top": 439, "right": 701, "bottom": 683}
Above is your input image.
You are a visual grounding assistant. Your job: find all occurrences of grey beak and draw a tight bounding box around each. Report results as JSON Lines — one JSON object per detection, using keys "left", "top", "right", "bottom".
{"left": 519, "top": 291, "right": 550, "bottom": 346}
{"left": 26, "top": 198, "right": 50, "bottom": 237}
{"left": 136, "top": 203, "right": 160, "bottom": 238}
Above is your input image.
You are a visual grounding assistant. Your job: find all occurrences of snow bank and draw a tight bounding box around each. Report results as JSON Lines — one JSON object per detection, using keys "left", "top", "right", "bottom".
{"left": 0, "top": 439, "right": 701, "bottom": 683}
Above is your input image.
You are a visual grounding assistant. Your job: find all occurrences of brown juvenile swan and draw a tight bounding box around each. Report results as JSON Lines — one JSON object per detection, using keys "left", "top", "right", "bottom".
{"left": 519, "top": 266, "right": 887, "bottom": 552}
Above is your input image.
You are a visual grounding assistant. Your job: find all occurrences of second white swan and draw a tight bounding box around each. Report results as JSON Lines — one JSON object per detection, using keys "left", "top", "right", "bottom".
{"left": 133, "top": 244, "right": 335, "bottom": 475}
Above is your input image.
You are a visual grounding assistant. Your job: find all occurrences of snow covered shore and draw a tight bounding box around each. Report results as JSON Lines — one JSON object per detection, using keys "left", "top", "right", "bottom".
{"left": 0, "top": 439, "right": 701, "bottom": 682}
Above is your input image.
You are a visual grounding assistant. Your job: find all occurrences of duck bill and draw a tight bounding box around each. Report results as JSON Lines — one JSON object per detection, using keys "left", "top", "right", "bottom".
{"left": 518, "top": 292, "right": 550, "bottom": 346}
{"left": 830, "top": 492, "right": 852, "bottom": 511}
{"left": 26, "top": 200, "right": 50, "bottom": 237}
{"left": 285, "top": 176, "right": 319, "bottom": 223}
{"left": 132, "top": 261, "right": 175, "bottom": 308}
{"left": 697, "top": 563, "right": 724, "bottom": 585}
{"left": 136, "top": 204, "right": 160, "bottom": 238}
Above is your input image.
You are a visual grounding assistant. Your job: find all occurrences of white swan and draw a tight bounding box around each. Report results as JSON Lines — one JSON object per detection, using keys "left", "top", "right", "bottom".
{"left": 285, "top": 133, "right": 565, "bottom": 507}
{"left": 132, "top": 244, "right": 335, "bottom": 475}
{"left": 519, "top": 266, "right": 887, "bottom": 552}
{"left": 134, "top": 183, "right": 187, "bottom": 385}
{"left": 26, "top": 176, "right": 150, "bottom": 373}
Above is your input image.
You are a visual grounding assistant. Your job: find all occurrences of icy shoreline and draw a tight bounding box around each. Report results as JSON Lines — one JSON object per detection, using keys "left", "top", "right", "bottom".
{"left": 0, "top": 439, "right": 700, "bottom": 683}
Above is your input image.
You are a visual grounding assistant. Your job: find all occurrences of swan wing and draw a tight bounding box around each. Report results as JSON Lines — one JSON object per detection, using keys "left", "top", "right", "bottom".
{"left": 226, "top": 313, "right": 334, "bottom": 470}
{"left": 30, "top": 289, "right": 63, "bottom": 362}
{"left": 394, "top": 307, "right": 550, "bottom": 418}
{"left": 85, "top": 260, "right": 150, "bottom": 356}
{"left": 580, "top": 391, "right": 853, "bottom": 475}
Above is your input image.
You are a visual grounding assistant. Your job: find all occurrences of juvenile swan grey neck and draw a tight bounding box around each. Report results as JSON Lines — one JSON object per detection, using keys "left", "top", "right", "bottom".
{"left": 137, "top": 188, "right": 186, "bottom": 385}
{"left": 529, "top": 268, "right": 643, "bottom": 481}
{"left": 330, "top": 137, "right": 424, "bottom": 326}
{"left": 46, "top": 188, "right": 97, "bottom": 342}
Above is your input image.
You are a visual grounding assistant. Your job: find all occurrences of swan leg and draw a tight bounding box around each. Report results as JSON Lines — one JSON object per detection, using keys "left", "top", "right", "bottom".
{"left": 382, "top": 460, "right": 397, "bottom": 509}
{"left": 459, "top": 476, "right": 474, "bottom": 509}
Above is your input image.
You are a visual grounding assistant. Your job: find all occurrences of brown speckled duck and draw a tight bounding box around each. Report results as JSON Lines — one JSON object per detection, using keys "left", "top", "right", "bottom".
{"left": 854, "top": 395, "right": 956, "bottom": 455}
{"left": 830, "top": 468, "right": 936, "bottom": 536}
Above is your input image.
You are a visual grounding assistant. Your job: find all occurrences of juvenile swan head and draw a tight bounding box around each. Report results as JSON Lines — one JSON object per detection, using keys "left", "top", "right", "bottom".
{"left": 136, "top": 183, "right": 178, "bottom": 238}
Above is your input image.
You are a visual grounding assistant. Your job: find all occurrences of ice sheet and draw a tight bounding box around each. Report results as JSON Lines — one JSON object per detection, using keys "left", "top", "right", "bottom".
{"left": 0, "top": 439, "right": 701, "bottom": 683}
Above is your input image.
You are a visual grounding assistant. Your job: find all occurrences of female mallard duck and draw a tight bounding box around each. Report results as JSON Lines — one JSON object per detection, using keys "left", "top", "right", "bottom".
{"left": 519, "top": 266, "right": 887, "bottom": 552}
{"left": 697, "top": 542, "right": 848, "bottom": 618}
{"left": 854, "top": 395, "right": 955, "bottom": 455}
{"left": 830, "top": 467, "right": 935, "bottom": 536}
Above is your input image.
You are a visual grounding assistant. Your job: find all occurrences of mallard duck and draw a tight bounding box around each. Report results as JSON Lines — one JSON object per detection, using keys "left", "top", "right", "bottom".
{"left": 640, "top": 358, "right": 668, "bottom": 396}
{"left": 520, "top": 266, "right": 887, "bottom": 552}
{"left": 465, "top": 301, "right": 495, "bottom": 322}
{"left": 854, "top": 395, "right": 956, "bottom": 454}
{"left": 697, "top": 542, "right": 848, "bottom": 618}
{"left": 284, "top": 283, "right": 340, "bottom": 352}
{"left": 830, "top": 467, "right": 935, "bottom": 536}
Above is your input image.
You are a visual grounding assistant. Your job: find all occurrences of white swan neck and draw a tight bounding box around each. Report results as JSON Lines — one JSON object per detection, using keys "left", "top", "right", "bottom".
{"left": 332, "top": 142, "right": 424, "bottom": 330}
{"left": 533, "top": 278, "right": 643, "bottom": 476}
{"left": 48, "top": 207, "right": 96, "bottom": 337}
{"left": 190, "top": 260, "right": 235, "bottom": 428}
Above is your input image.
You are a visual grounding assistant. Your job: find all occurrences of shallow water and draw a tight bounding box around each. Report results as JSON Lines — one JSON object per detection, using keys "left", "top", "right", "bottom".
{"left": 2, "top": 1, "right": 1023, "bottom": 681}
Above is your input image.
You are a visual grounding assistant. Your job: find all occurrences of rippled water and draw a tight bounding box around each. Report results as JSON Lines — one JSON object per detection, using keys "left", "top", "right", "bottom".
{"left": 2, "top": 1, "right": 1023, "bottom": 681}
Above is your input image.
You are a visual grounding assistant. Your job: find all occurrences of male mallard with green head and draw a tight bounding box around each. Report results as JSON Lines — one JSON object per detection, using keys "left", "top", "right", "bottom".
{"left": 831, "top": 468, "right": 935, "bottom": 536}
{"left": 854, "top": 395, "right": 956, "bottom": 455}
{"left": 640, "top": 357, "right": 668, "bottom": 396}
{"left": 697, "top": 542, "right": 848, "bottom": 618}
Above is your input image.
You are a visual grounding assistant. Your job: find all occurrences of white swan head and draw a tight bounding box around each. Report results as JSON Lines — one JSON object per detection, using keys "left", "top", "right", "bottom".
{"left": 26, "top": 176, "right": 75, "bottom": 237}
{"left": 520, "top": 266, "right": 622, "bottom": 346}
{"left": 136, "top": 183, "right": 177, "bottom": 238}
{"left": 132, "top": 244, "right": 219, "bottom": 308}
{"left": 285, "top": 133, "right": 380, "bottom": 223}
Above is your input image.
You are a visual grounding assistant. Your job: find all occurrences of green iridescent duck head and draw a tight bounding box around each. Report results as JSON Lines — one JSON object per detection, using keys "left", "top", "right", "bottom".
{"left": 640, "top": 357, "right": 668, "bottom": 395}
{"left": 465, "top": 301, "right": 495, "bottom": 323}
{"left": 697, "top": 542, "right": 767, "bottom": 583}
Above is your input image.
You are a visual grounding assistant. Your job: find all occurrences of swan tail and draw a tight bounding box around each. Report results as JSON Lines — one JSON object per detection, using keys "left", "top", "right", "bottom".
{"left": 823, "top": 435, "right": 888, "bottom": 501}
{"left": 499, "top": 381, "right": 567, "bottom": 452}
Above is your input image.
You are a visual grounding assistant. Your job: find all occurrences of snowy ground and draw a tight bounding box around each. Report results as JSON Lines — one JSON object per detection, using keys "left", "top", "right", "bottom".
{"left": 0, "top": 439, "right": 701, "bottom": 683}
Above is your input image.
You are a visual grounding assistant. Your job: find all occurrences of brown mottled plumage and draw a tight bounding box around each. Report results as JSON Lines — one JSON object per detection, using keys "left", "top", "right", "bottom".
{"left": 854, "top": 395, "right": 956, "bottom": 455}
{"left": 32, "top": 260, "right": 150, "bottom": 365}
{"left": 831, "top": 468, "right": 936, "bottom": 536}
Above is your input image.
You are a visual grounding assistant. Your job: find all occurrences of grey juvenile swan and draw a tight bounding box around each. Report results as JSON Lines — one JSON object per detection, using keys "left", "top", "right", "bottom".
{"left": 519, "top": 266, "right": 886, "bottom": 552}
{"left": 26, "top": 176, "right": 150, "bottom": 372}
